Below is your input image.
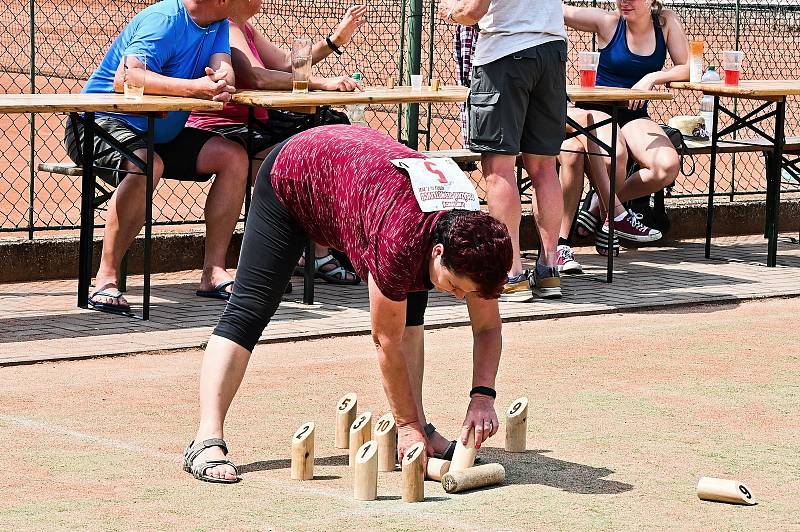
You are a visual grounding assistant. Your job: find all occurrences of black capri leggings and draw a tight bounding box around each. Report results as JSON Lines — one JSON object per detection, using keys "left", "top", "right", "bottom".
{"left": 213, "top": 140, "right": 429, "bottom": 351}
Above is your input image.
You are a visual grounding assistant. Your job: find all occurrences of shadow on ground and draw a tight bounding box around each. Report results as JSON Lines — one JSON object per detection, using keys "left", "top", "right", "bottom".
{"left": 480, "top": 447, "right": 633, "bottom": 495}
{"left": 239, "top": 453, "right": 349, "bottom": 474}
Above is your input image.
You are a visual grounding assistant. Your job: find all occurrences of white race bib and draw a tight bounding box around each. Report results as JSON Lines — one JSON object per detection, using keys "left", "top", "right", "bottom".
{"left": 391, "top": 157, "right": 481, "bottom": 213}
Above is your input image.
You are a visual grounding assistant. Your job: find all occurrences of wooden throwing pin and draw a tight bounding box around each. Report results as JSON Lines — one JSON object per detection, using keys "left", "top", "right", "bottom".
{"left": 697, "top": 477, "right": 757, "bottom": 505}
{"left": 290, "top": 421, "right": 315, "bottom": 480}
{"left": 425, "top": 457, "right": 451, "bottom": 481}
{"left": 335, "top": 392, "right": 357, "bottom": 449}
{"left": 348, "top": 411, "right": 373, "bottom": 466}
{"left": 505, "top": 396, "right": 529, "bottom": 452}
{"left": 402, "top": 441, "right": 425, "bottom": 502}
{"left": 374, "top": 412, "right": 398, "bottom": 472}
{"left": 450, "top": 428, "right": 477, "bottom": 472}
{"left": 353, "top": 440, "right": 379, "bottom": 501}
{"left": 442, "top": 463, "right": 506, "bottom": 493}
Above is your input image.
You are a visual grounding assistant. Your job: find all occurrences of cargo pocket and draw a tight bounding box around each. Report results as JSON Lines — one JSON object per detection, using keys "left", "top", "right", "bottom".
{"left": 468, "top": 91, "right": 501, "bottom": 146}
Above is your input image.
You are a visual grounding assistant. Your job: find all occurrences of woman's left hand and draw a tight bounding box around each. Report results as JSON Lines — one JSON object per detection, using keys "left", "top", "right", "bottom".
{"left": 629, "top": 75, "right": 656, "bottom": 110}
{"left": 331, "top": 5, "right": 368, "bottom": 47}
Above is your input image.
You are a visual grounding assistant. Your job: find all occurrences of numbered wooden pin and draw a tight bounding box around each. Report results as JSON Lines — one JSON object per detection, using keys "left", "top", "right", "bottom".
{"left": 402, "top": 441, "right": 425, "bottom": 502}
{"left": 450, "top": 428, "right": 477, "bottom": 472}
{"left": 697, "top": 477, "right": 757, "bottom": 505}
{"left": 374, "top": 412, "right": 398, "bottom": 472}
{"left": 348, "top": 411, "right": 373, "bottom": 466}
{"left": 353, "top": 440, "right": 379, "bottom": 501}
{"left": 335, "top": 392, "right": 357, "bottom": 449}
{"left": 425, "top": 457, "right": 451, "bottom": 481}
{"left": 442, "top": 463, "right": 506, "bottom": 493}
{"left": 505, "top": 396, "right": 529, "bottom": 453}
{"left": 290, "top": 421, "right": 315, "bottom": 480}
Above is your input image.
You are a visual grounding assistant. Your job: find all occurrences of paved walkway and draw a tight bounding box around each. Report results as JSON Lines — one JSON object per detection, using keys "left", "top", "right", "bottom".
{"left": 1, "top": 234, "right": 799, "bottom": 366}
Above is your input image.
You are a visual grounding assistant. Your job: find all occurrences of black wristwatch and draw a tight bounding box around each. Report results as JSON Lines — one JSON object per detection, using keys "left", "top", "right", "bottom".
{"left": 470, "top": 386, "right": 496, "bottom": 399}
{"left": 326, "top": 35, "right": 343, "bottom": 55}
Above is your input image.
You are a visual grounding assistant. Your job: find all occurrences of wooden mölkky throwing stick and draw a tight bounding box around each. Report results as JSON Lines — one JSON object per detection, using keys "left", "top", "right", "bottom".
{"left": 442, "top": 463, "right": 506, "bottom": 494}
{"left": 425, "top": 457, "right": 451, "bottom": 481}
{"left": 335, "top": 392, "right": 357, "bottom": 449}
{"left": 348, "top": 411, "right": 373, "bottom": 466}
{"left": 353, "top": 440, "right": 379, "bottom": 501}
{"left": 402, "top": 441, "right": 426, "bottom": 502}
{"left": 697, "top": 477, "right": 757, "bottom": 505}
{"left": 505, "top": 396, "right": 529, "bottom": 452}
{"left": 450, "top": 428, "right": 477, "bottom": 472}
{"left": 290, "top": 421, "right": 315, "bottom": 480}
{"left": 374, "top": 412, "right": 397, "bottom": 472}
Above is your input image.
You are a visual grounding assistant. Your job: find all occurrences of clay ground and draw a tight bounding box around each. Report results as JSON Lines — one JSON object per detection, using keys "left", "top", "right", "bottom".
{"left": 1, "top": 297, "right": 798, "bottom": 530}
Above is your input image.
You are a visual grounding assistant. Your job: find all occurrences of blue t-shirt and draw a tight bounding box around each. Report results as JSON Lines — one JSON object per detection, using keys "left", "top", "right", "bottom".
{"left": 83, "top": 0, "right": 230, "bottom": 143}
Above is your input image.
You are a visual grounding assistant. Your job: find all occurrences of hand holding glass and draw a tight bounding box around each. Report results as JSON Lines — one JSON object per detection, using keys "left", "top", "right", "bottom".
{"left": 291, "top": 38, "right": 312, "bottom": 93}
{"left": 578, "top": 51, "right": 600, "bottom": 88}
{"left": 123, "top": 54, "right": 146, "bottom": 100}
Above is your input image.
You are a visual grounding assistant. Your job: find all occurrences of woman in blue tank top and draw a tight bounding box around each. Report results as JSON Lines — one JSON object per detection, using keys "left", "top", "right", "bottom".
{"left": 555, "top": 0, "right": 689, "bottom": 260}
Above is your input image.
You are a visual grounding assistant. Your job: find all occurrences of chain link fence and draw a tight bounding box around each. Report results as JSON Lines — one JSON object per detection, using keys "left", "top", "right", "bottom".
{"left": 0, "top": 0, "right": 798, "bottom": 237}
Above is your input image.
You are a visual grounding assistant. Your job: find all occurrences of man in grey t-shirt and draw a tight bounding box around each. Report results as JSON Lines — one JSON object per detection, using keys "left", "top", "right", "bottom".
{"left": 440, "top": 0, "right": 567, "bottom": 299}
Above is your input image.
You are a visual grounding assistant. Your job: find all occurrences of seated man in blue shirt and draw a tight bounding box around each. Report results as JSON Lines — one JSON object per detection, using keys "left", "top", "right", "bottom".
{"left": 64, "top": 0, "right": 251, "bottom": 314}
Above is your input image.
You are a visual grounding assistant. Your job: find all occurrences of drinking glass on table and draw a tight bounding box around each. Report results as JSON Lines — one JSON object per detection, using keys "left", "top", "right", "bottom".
{"left": 722, "top": 50, "right": 744, "bottom": 86}
{"left": 578, "top": 51, "right": 600, "bottom": 88}
{"left": 291, "top": 37, "right": 312, "bottom": 93}
{"left": 122, "top": 54, "right": 146, "bottom": 100}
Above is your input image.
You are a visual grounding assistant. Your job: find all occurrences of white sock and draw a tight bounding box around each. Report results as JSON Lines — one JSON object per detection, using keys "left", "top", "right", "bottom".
{"left": 614, "top": 210, "right": 627, "bottom": 222}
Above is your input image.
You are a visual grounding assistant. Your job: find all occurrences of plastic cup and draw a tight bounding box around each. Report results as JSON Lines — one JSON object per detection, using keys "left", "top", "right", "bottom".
{"left": 577, "top": 51, "right": 600, "bottom": 88}
{"left": 722, "top": 50, "right": 744, "bottom": 86}
{"left": 123, "top": 54, "right": 146, "bottom": 100}
{"left": 291, "top": 37, "right": 312, "bottom": 93}
{"left": 410, "top": 74, "right": 422, "bottom": 91}
{"left": 689, "top": 40, "right": 704, "bottom": 82}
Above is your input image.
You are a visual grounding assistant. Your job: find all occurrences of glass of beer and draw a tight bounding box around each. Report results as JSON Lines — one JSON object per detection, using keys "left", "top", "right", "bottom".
{"left": 578, "top": 51, "right": 600, "bottom": 88}
{"left": 123, "top": 54, "right": 146, "bottom": 100}
{"left": 722, "top": 50, "right": 744, "bottom": 86}
{"left": 291, "top": 37, "right": 312, "bottom": 93}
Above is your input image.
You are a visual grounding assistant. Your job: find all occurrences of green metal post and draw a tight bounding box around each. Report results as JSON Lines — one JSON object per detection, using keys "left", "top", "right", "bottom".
{"left": 404, "top": 0, "right": 423, "bottom": 149}
{"left": 397, "top": 0, "right": 407, "bottom": 142}
{"left": 28, "top": 0, "right": 36, "bottom": 240}
{"left": 730, "top": 0, "right": 741, "bottom": 201}
{"left": 424, "top": 0, "right": 435, "bottom": 150}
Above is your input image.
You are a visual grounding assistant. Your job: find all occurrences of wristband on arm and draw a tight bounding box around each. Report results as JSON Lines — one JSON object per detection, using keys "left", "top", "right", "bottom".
{"left": 470, "top": 386, "right": 496, "bottom": 399}
{"left": 326, "top": 35, "right": 343, "bottom": 55}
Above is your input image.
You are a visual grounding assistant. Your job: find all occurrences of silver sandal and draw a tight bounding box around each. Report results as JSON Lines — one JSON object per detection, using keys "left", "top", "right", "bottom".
{"left": 182, "top": 438, "right": 240, "bottom": 484}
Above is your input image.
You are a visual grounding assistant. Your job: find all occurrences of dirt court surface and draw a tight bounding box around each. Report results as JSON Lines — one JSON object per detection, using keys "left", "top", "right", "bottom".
{"left": 1, "top": 297, "right": 798, "bottom": 530}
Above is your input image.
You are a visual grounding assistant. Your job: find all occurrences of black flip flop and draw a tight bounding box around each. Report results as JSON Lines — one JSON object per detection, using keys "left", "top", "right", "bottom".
{"left": 196, "top": 280, "right": 235, "bottom": 301}
{"left": 88, "top": 287, "right": 133, "bottom": 317}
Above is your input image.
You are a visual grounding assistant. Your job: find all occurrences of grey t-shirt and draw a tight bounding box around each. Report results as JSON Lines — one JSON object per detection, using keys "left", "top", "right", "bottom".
{"left": 473, "top": 0, "right": 567, "bottom": 67}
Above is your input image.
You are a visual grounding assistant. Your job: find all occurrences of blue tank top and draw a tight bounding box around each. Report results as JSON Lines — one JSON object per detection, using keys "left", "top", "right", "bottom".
{"left": 596, "top": 14, "right": 667, "bottom": 89}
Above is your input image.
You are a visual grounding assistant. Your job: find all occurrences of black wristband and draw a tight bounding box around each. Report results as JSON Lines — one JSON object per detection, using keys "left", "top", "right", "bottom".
{"left": 470, "top": 386, "right": 496, "bottom": 399}
{"left": 326, "top": 35, "right": 343, "bottom": 55}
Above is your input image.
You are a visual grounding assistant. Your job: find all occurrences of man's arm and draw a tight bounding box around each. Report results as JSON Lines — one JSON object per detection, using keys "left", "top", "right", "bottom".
{"left": 460, "top": 294, "right": 502, "bottom": 447}
{"left": 368, "top": 275, "right": 428, "bottom": 463}
{"left": 112, "top": 58, "right": 234, "bottom": 101}
{"left": 208, "top": 52, "right": 235, "bottom": 88}
{"left": 438, "top": 0, "right": 490, "bottom": 26}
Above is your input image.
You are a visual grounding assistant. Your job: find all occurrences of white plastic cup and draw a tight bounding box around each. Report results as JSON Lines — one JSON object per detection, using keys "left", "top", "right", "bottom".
{"left": 722, "top": 50, "right": 744, "bottom": 86}
{"left": 122, "top": 54, "right": 146, "bottom": 100}
{"left": 410, "top": 74, "right": 423, "bottom": 91}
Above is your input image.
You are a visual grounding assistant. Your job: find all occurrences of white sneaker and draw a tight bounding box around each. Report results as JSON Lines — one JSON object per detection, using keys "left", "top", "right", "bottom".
{"left": 556, "top": 245, "right": 583, "bottom": 274}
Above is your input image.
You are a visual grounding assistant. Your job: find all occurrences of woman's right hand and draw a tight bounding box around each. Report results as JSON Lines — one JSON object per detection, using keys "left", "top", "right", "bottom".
{"left": 331, "top": 5, "right": 368, "bottom": 47}
{"left": 397, "top": 422, "right": 430, "bottom": 466}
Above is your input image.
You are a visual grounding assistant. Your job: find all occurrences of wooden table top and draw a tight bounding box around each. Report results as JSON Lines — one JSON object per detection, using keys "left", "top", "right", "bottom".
{"left": 567, "top": 85, "right": 673, "bottom": 102}
{"left": 669, "top": 80, "right": 800, "bottom": 99}
{"left": 232, "top": 85, "right": 469, "bottom": 107}
{"left": 0, "top": 93, "right": 223, "bottom": 114}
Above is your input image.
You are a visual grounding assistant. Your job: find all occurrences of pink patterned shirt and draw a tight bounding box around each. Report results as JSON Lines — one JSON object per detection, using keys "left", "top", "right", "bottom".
{"left": 271, "top": 125, "right": 442, "bottom": 301}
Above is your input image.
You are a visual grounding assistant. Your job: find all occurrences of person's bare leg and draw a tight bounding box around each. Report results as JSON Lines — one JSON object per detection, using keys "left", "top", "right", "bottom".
{"left": 190, "top": 335, "right": 252, "bottom": 480}
{"left": 196, "top": 137, "right": 248, "bottom": 293}
{"left": 92, "top": 151, "right": 164, "bottom": 307}
{"left": 521, "top": 154, "right": 562, "bottom": 267}
{"left": 400, "top": 325, "right": 450, "bottom": 454}
{"left": 580, "top": 112, "right": 628, "bottom": 219}
{"left": 558, "top": 137, "right": 587, "bottom": 240}
{"left": 616, "top": 119, "right": 679, "bottom": 202}
{"left": 482, "top": 153, "right": 523, "bottom": 276}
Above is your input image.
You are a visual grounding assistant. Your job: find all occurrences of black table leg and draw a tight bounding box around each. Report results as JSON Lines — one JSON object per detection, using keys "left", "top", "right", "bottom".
{"left": 77, "top": 112, "right": 95, "bottom": 309}
{"left": 767, "top": 98, "right": 786, "bottom": 267}
{"left": 142, "top": 114, "right": 155, "bottom": 320}
{"left": 606, "top": 104, "right": 619, "bottom": 283}
{"left": 705, "top": 96, "right": 721, "bottom": 259}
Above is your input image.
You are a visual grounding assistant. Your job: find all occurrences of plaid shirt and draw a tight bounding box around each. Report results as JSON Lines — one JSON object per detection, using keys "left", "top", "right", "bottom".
{"left": 454, "top": 25, "right": 478, "bottom": 146}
